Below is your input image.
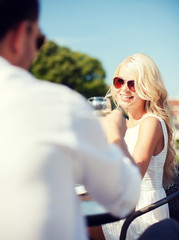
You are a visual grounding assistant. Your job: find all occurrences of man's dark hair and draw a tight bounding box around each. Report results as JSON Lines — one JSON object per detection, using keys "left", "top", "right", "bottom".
{"left": 0, "top": 0, "right": 39, "bottom": 39}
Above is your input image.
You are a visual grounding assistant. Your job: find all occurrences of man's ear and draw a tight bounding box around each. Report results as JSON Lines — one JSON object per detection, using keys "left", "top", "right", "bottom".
{"left": 11, "top": 21, "right": 28, "bottom": 54}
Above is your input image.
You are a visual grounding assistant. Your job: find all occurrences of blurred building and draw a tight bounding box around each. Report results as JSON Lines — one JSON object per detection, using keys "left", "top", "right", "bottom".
{"left": 169, "top": 99, "right": 179, "bottom": 129}
{"left": 169, "top": 99, "right": 179, "bottom": 153}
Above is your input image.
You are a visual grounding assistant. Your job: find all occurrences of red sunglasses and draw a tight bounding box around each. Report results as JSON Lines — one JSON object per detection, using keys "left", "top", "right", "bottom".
{"left": 113, "top": 77, "right": 135, "bottom": 92}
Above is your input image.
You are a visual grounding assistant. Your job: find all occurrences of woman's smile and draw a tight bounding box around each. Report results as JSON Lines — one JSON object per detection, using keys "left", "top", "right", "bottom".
{"left": 120, "top": 94, "right": 134, "bottom": 102}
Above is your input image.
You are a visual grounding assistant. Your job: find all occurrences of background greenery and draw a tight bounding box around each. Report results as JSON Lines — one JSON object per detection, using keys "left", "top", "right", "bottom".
{"left": 30, "top": 41, "right": 109, "bottom": 99}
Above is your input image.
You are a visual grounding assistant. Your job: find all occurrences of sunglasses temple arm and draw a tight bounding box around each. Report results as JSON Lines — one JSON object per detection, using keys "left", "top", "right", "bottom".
{"left": 117, "top": 106, "right": 129, "bottom": 120}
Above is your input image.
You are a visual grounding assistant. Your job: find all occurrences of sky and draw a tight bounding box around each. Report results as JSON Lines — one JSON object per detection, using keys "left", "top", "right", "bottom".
{"left": 39, "top": 0, "right": 179, "bottom": 99}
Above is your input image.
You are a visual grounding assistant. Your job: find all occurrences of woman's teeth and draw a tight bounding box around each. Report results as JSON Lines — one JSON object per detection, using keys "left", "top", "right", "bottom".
{"left": 121, "top": 95, "right": 133, "bottom": 100}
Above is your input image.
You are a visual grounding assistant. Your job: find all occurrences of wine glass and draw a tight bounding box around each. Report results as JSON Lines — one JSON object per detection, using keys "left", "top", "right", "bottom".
{"left": 87, "top": 96, "right": 112, "bottom": 116}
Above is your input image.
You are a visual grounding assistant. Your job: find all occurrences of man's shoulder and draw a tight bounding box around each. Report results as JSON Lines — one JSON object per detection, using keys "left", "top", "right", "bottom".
{"left": 0, "top": 56, "right": 87, "bottom": 109}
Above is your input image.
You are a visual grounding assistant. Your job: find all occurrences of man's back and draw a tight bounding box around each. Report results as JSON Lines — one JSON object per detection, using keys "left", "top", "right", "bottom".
{"left": 0, "top": 57, "right": 89, "bottom": 239}
{"left": 0, "top": 57, "right": 87, "bottom": 240}
{"left": 0, "top": 57, "right": 141, "bottom": 240}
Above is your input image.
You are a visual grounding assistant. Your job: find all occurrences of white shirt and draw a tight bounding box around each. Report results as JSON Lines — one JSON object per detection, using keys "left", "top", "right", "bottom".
{"left": 0, "top": 56, "right": 141, "bottom": 240}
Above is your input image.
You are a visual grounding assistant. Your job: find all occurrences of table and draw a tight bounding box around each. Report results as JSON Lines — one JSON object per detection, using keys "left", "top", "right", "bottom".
{"left": 80, "top": 194, "right": 121, "bottom": 227}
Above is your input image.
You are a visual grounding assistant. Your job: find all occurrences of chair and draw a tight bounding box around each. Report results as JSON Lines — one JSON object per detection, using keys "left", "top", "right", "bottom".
{"left": 119, "top": 190, "right": 179, "bottom": 240}
{"left": 119, "top": 164, "right": 179, "bottom": 240}
{"left": 165, "top": 164, "right": 179, "bottom": 221}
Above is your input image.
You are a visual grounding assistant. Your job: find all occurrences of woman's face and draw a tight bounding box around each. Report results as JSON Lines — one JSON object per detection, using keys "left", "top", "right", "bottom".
{"left": 114, "top": 66, "right": 145, "bottom": 112}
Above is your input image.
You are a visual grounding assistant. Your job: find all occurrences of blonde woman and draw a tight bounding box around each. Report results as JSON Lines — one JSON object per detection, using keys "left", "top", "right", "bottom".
{"left": 102, "top": 53, "right": 177, "bottom": 240}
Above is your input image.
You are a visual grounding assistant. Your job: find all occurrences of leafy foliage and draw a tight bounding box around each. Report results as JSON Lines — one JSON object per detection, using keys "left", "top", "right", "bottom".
{"left": 30, "top": 41, "right": 109, "bottom": 98}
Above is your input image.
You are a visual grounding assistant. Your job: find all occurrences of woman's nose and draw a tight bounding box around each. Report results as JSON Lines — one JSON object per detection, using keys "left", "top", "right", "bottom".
{"left": 121, "top": 82, "right": 128, "bottom": 91}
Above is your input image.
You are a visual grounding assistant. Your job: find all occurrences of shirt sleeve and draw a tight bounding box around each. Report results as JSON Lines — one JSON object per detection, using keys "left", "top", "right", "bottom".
{"left": 69, "top": 92, "right": 141, "bottom": 218}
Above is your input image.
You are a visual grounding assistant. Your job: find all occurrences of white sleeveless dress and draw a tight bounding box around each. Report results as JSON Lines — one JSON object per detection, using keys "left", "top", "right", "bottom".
{"left": 102, "top": 114, "right": 169, "bottom": 240}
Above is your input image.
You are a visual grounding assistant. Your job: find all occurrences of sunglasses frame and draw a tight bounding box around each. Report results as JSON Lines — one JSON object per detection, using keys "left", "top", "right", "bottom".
{"left": 113, "top": 77, "right": 135, "bottom": 92}
{"left": 26, "top": 23, "right": 45, "bottom": 51}
{"left": 36, "top": 33, "right": 46, "bottom": 50}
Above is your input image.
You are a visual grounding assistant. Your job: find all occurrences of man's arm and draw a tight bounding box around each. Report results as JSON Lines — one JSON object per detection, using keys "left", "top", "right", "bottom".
{"left": 100, "top": 109, "right": 137, "bottom": 166}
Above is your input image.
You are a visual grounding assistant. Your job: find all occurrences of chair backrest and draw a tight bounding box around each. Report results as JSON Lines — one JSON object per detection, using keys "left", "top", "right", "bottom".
{"left": 165, "top": 164, "right": 179, "bottom": 221}
{"left": 119, "top": 164, "right": 179, "bottom": 240}
{"left": 119, "top": 190, "right": 179, "bottom": 240}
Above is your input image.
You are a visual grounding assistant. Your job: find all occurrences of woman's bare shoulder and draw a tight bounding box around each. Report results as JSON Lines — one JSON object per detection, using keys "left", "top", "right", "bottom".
{"left": 139, "top": 115, "right": 163, "bottom": 136}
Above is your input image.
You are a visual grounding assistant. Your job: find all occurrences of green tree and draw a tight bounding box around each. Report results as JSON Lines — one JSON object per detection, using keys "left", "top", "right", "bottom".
{"left": 30, "top": 41, "right": 109, "bottom": 98}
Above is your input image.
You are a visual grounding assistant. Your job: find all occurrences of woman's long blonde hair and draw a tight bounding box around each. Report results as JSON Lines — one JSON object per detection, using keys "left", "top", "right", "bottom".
{"left": 107, "top": 53, "right": 177, "bottom": 187}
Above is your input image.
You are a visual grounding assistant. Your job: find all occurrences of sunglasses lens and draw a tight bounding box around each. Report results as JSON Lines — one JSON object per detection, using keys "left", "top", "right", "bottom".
{"left": 113, "top": 78, "right": 124, "bottom": 89}
{"left": 36, "top": 34, "right": 45, "bottom": 50}
{"left": 127, "top": 81, "right": 135, "bottom": 92}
